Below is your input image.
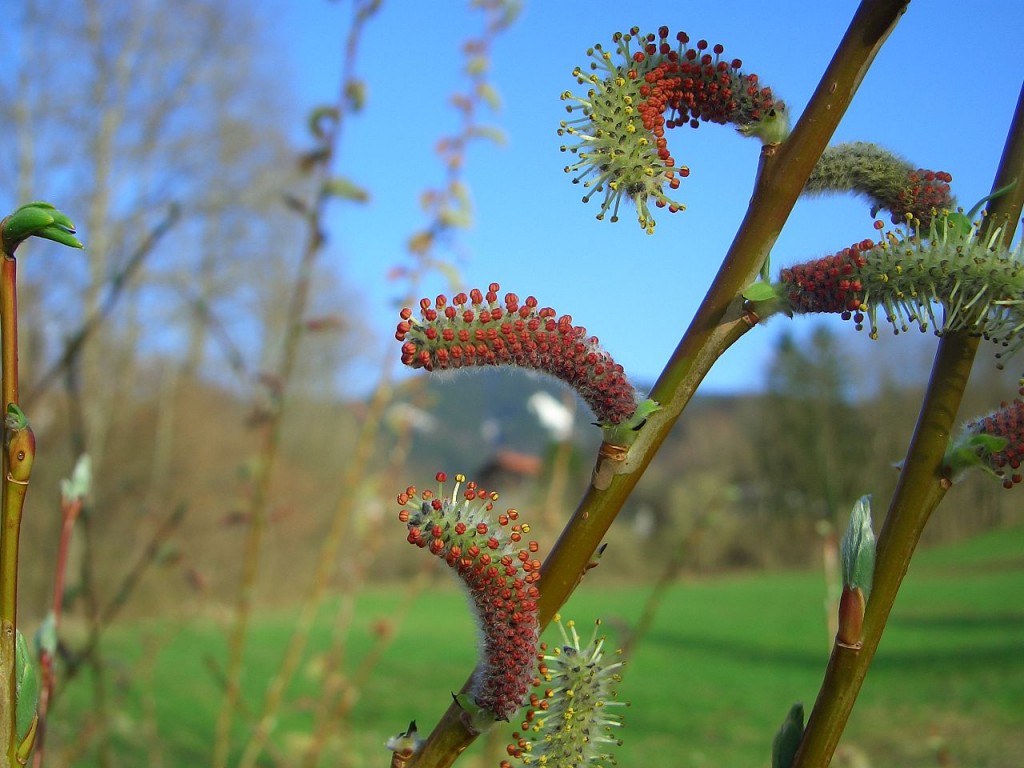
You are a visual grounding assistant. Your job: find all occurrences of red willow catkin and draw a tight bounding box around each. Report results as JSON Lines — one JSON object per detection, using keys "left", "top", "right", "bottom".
{"left": 396, "top": 473, "right": 541, "bottom": 722}
{"left": 559, "top": 26, "right": 787, "bottom": 232}
{"left": 396, "top": 283, "right": 640, "bottom": 426}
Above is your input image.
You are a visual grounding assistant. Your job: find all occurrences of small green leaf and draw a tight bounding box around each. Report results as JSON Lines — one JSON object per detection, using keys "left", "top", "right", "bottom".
{"left": 448, "top": 180, "right": 471, "bottom": 207}
{"left": 465, "top": 55, "right": 489, "bottom": 77}
{"left": 36, "top": 223, "right": 85, "bottom": 249}
{"left": 6, "top": 206, "right": 56, "bottom": 237}
{"left": 438, "top": 205, "right": 472, "bottom": 229}
{"left": 742, "top": 282, "right": 778, "bottom": 302}
{"left": 434, "top": 261, "right": 463, "bottom": 289}
{"left": 601, "top": 399, "right": 661, "bottom": 448}
{"left": 469, "top": 124, "right": 507, "bottom": 146}
{"left": 322, "top": 177, "right": 370, "bottom": 203}
{"left": 344, "top": 79, "right": 366, "bottom": 112}
{"left": 737, "top": 105, "right": 790, "bottom": 145}
{"left": 943, "top": 433, "right": 1009, "bottom": 482}
{"left": 2, "top": 201, "right": 83, "bottom": 254}
{"left": 936, "top": 211, "right": 973, "bottom": 238}
{"left": 476, "top": 82, "right": 502, "bottom": 111}
{"left": 61, "top": 454, "right": 92, "bottom": 503}
{"left": 34, "top": 612, "right": 58, "bottom": 659}
{"left": 308, "top": 105, "right": 340, "bottom": 140}
{"left": 15, "top": 630, "right": 40, "bottom": 746}
{"left": 5, "top": 403, "right": 29, "bottom": 432}
{"left": 771, "top": 703, "right": 804, "bottom": 768}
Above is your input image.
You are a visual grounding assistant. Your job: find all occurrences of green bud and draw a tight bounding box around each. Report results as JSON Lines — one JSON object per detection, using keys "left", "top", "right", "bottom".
{"left": 35, "top": 612, "right": 58, "bottom": 659}
{"left": 2, "top": 205, "right": 56, "bottom": 241}
{"left": 741, "top": 281, "right": 778, "bottom": 303}
{"left": 942, "top": 433, "right": 1009, "bottom": 483}
{"left": 385, "top": 720, "right": 423, "bottom": 759}
{"left": 601, "top": 398, "right": 660, "bottom": 448}
{"left": 61, "top": 454, "right": 93, "bottom": 504}
{"left": 5, "top": 403, "right": 29, "bottom": 432}
{"left": 1, "top": 201, "right": 83, "bottom": 254}
{"left": 771, "top": 702, "right": 805, "bottom": 768}
{"left": 308, "top": 105, "right": 340, "bottom": 140}
{"left": 15, "top": 630, "right": 40, "bottom": 751}
{"left": 344, "top": 79, "right": 366, "bottom": 112}
{"left": 322, "top": 176, "right": 370, "bottom": 203}
{"left": 737, "top": 104, "right": 790, "bottom": 145}
{"left": 840, "top": 496, "right": 875, "bottom": 599}
{"left": 945, "top": 400, "right": 1024, "bottom": 489}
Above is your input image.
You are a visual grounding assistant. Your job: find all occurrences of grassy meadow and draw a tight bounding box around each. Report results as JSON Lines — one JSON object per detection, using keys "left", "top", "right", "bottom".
{"left": 50, "top": 526, "right": 1024, "bottom": 768}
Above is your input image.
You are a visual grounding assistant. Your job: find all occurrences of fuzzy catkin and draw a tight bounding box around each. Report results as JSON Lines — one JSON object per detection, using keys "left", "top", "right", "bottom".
{"left": 803, "top": 142, "right": 955, "bottom": 228}
{"left": 503, "top": 617, "right": 626, "bottom": 767}
{"left": 396, "top": 283, "right": 640, "bottom": 425}
{"left": 397, "top": 474, "right": 541, "bottom": 722}
{"left": 559, "top": 27, "right": 785, "bottom": 232}
{"left": 775, "top": 223, "right": 1024, "bottom": 362}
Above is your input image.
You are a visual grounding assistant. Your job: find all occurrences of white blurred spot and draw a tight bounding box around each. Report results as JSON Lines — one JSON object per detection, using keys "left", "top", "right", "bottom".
{"left": 527, "top": 391, "right": 575, "bottom": 442}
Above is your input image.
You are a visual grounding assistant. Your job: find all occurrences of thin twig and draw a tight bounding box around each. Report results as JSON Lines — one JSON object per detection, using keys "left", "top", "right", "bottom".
{"left": 211, "top": 4, "right": 380, "bottom": 764}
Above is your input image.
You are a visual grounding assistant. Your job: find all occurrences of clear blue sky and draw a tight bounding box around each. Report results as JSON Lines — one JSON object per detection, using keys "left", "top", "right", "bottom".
{"left": 279, "top": 1, "right": 1023, "bottom": 395}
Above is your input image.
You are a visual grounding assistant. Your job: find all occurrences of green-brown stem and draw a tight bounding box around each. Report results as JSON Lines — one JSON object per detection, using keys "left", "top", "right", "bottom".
{"left": 0, "top": 252, "right": 22, "bottom": 768}
{"left": 405, "top": 2, "right": 908, "bottom": 765}
{"left": 792, "top": 79, "right": 1024, "bottom": 768}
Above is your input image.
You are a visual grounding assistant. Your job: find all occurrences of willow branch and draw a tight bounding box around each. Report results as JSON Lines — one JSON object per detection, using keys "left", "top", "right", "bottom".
{"left": 405, "top": 2, "right": 911, "bottom": 766}
{"left": 793, "top": 78, "right": 1024, "bottom": 768}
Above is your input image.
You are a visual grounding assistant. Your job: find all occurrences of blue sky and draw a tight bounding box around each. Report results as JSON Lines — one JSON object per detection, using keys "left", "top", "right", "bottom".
{"left": 279, "top": 1, "right": 1023, "bottom": 395}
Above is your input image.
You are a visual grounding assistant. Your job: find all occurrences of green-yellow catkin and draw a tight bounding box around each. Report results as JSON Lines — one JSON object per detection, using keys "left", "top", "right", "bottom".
{"left": 803, "top": 142, "right": 955, "bottom": 228}
{"left": 503, "top": 617, "right": 627, "bottom": 767}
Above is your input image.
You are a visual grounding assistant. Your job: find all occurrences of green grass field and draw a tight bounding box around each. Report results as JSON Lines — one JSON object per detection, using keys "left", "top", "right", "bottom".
{"left": 51, "top": 526, "right": 1024, "bottom": 767}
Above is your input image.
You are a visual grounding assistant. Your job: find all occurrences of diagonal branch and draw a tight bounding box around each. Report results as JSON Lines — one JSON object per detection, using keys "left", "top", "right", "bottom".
{"left": 405, "top": 1, "right": 912, "bottom": 766}
{"left": 792, "top": 78, "right": 1024, "bottom": 768}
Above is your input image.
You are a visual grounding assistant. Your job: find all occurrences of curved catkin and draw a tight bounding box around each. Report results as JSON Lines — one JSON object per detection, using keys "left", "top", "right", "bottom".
{"left": 503, "top": 616, "right": 627, "bottom": 768}
{"left": 803, "top": 142, "right": 955, "bottom": 229}
{"left": 559, "top": 27, "right": 786, "bottom": 233}
{"left": 773, "top": 221, "right": 1024, "bottom": 365}
{"left": 397, "top": 473, "right": 541, "bottom": 722}
{"left": 396, "top": 283, "right": 639, "bottom": 425}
